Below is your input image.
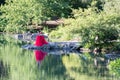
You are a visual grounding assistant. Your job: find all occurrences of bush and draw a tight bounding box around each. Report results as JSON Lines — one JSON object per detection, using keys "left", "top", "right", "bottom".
{"left": 0, "top": 0, "right": 42, "bottom": 33}
{"left": 80, "top": 17, "right": 119, "bottom": 49}
{"left": 104, "top": 0, "right": 120, "bottom": 14}
{"left": 0, "top": 0, "right": 106, "bottom": 33}
{"left": 108, "top": 59, "right": 120, "bottom": 76}
{"left": 36, "top": 0, "right": 72, "bottom": 19}
{"left": 36, "top": 0, "right": 104, "bottom": 19}
{"left": 49, "top": 4, "right": 120, "bottom": 51}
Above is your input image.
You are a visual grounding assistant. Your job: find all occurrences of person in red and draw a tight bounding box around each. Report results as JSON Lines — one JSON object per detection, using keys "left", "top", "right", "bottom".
{"left": 34, "top": 50, "right": 47, "bottom": 67}
{"left": 34, "top": 32, "right": 48, "bottom": 67}
{"left": 34, "top": 32, "right": 48, "bottom": 47}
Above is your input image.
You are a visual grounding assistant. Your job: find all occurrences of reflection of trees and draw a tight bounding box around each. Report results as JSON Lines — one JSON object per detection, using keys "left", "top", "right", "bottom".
{"left": 1, "top": 35, "right": 68, "bottom": 80}
{"left": 62, "top": 53, "right": 111, "bottom": 80}
{"left": 1, "top": 35, "right": 119, "bottom": 80}
{"left": 109, "top": 59, "right": 120, "bottom": 77}
{"left": 0, "top": 60, "right": 9, "bottom": 79}
{"left": 1, "top": 45, "right": 67, "bottom": 80}
{"left": 40, "top": 55, "right": 67, "bottom": 79}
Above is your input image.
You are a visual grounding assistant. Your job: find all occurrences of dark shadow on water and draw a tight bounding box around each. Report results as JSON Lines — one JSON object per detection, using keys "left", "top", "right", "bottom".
{"left": 0, "top": 60, "right": 9, "bottom": 79}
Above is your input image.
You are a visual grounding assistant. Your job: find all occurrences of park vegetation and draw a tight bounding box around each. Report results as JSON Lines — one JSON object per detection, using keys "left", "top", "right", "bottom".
{"left": 0, "top": 0, "right": 120, "bottom": 76}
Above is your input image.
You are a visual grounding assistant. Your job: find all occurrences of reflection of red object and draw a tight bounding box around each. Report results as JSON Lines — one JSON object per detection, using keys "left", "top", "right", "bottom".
{"left": 34, "top": 50, "right": 47, "bottom": 62}
{"left": 34, "top": 35, "right": 48, "bottom": 46}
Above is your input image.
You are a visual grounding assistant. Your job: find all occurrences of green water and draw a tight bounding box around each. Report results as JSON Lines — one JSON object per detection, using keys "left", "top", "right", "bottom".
{"left": 0, "top": 35, "right": 119, "bottom": 80}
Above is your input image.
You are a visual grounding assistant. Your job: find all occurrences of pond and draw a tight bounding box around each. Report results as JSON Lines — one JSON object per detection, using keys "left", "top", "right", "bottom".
{"left": 0, "top": 34, "right": 120, "bottom": 80}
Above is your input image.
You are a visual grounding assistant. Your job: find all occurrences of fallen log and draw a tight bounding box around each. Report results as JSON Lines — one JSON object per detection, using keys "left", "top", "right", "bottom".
{"left": 41, "top": 19, "right": 64, "bottom": 28}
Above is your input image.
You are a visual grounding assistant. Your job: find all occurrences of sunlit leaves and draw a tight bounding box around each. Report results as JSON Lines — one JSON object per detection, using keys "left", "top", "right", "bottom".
{"left": 0, "top": 0, "right": 42, "bottom": 33}
{"left": 49, "top": 0, "right": 120, "bottom": 51}
{"left": 104, "top": 0, "right": 120, "bottom": 14}
{"left": 108, "top": 59, "right": 120, "bottom": 76}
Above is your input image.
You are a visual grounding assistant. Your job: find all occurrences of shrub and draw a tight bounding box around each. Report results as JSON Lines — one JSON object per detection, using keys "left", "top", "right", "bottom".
{"left": 104, "top": 0, "right": 120, "bottom": 14}
{"left": 49, "top": 5, "right": 120, "bottom": 51}
{"left": 80, "top": 17, "right": 119, "bottom": 50}
{"left": 108, "top": 59, "right": 120, "bottom": 76}
{"left": 0, "top": 0, "right": 42, "bottom": 33}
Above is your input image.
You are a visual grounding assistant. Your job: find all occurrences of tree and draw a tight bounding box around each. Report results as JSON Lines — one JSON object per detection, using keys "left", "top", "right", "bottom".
{"left": 0, "top": 0, "right": 42, "bottom": 33}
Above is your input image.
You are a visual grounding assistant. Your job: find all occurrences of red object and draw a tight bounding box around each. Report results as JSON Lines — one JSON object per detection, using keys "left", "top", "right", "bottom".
{"left": 34, "top": 50, "right": 47, "bottom": 62}
{"left": 34, "top": 35, "right": 48, "bottom": 46}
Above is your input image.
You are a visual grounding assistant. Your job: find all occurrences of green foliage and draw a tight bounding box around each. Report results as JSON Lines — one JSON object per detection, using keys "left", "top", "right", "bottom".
{"left": 113, "top": 43, "right": 120, "bottom": 51}
{"left": 80, "top": 14, "right": 120, "bottom": 49}
{"left": 49, "top": 25, "right": 75, "bottom": 41}
{"left": 104, "top": 0, "right": 120, "bottom": 14}
{"left": 0, "top": 0, "right": 42, "bottom": 33}
{"left": 68, "top": 0, "right": 92, "bottom": 9}
{"left": 0, "top": 0, "right": 106, "bottom": 33}
{"left": 48, "top": 8, "right": 97, "bottom": 41}
{"left": 49, "top": 0, "right": 120, "bottom": 51}
{"left": 36, "top": 0, "right": 72, "bottom": 19}
{"left": 79, "top": 0, "right": 120, "bottom": 49}
{"left": 36, "top": 0, "right": 104, "bottom": 19}
{"left": 0, "top": 17, "right": 8, "bottom": 32}
{"left": 108, "top": 59, "right": 120, "bottom": 76}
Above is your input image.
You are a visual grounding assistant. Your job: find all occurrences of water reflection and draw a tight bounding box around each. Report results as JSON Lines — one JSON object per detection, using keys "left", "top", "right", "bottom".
{"left": 33, "top": 49, "right": 110, "bottom": 79}
{"left": 0, "top": 60, "right": 9, "bottom": 79}
{"left": 0, "top": 39, "right": 120, "bottom": 80}
{"left": 62, "top": 52, "right": 112, "bottom": 80}
{"left": 34, "top": 50, "right": 47, "bottom": 67}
